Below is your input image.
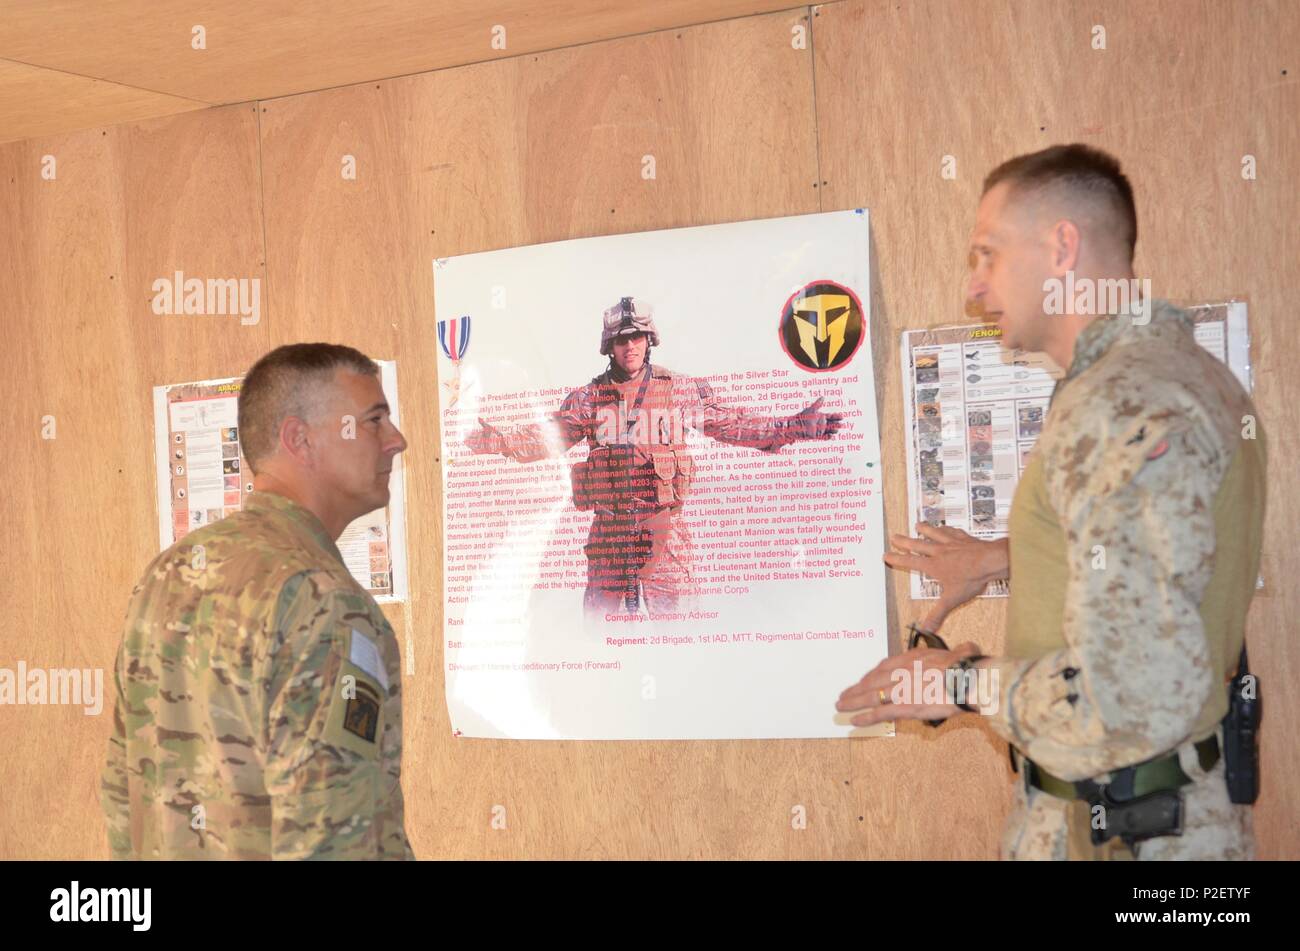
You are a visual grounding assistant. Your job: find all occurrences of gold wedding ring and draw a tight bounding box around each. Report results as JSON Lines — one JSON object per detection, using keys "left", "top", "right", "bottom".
{"left": 877, "top": 688, "right": 889, "bottom": 705}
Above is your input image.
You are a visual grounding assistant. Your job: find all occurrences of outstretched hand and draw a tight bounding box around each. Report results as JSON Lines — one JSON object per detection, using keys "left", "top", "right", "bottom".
{"left": 464, "top": 417, "right": 506, "bottom": 455}
{"left": 836, "top": 640, "right": 984, "bottom": 726}
{"left": 791, "top": 396, "right": 845, "bottom": 440}
{"left": 883, "top": 523, "right": 1010, "bottom": 629}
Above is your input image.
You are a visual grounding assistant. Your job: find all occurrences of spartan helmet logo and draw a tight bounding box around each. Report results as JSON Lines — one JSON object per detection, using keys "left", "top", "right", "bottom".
{"left": 779, "top": 280, "right": 864, "bottom": 372}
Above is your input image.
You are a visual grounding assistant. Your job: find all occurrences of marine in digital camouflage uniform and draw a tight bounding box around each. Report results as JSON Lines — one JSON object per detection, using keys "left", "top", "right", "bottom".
{"left": 841, "top": 143, "right": 1266, "bottom": 860}
{"left": 983, "top": 298, "right": 1265, "bottom": 860}
{"left": 846, "top": 297, "right": 1266, "bottom": 860}
{"left": 102, "top": 345, "right": 413, "bottom": 860}
{"left": 465, "top": 296, "right": 843, "bottom": 614}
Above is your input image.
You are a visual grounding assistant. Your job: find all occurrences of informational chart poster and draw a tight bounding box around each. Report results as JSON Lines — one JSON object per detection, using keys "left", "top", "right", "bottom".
{"left": 151, "top": 362, "right": 409, "bottom": 603}
{"left": 900, "top": 300, "right": 1251, "bottom": 600}
{"left": 434, "top": 210, "right": 888, "bottom": 739}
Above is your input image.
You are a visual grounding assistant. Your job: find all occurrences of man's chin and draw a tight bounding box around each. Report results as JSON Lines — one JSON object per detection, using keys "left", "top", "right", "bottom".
{"left": 994, "top": 318, "right": 1019, "bottom": 351}
{"left": 352, "top": 487, "right": 391, "bottom": 519}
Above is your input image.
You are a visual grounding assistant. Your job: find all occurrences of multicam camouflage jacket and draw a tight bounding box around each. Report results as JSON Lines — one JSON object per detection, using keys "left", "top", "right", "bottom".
{"left": 101, "top": 491, "right": 413, "bottom": 860}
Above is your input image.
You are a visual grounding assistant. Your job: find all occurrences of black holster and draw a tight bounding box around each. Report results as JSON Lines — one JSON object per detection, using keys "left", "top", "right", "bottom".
{"left": 1087, "top": 786, "right": 1184, "bottom": 848}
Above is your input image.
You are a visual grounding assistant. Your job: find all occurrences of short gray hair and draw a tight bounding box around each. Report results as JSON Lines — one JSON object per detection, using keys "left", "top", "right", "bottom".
{"left": 238, "top": 343, "right": 378, "bottom": 473}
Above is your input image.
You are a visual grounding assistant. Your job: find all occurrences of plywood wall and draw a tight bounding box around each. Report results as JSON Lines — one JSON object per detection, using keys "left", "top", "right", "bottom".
{"left": 1, "top": 0, "right": 1295, "bottom": 859}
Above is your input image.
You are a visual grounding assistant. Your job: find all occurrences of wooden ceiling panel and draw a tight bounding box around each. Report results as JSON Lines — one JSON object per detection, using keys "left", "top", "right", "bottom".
{"left": 0, "top": 58, "right": 205, "bottom": 144}
{"left": 0, "top": 0, "right": 799, "bottom": 108}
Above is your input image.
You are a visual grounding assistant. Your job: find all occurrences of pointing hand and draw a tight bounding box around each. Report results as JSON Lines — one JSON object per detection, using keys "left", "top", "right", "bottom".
{"left": 790, "top": 396, "right": 845, "bottom": 440}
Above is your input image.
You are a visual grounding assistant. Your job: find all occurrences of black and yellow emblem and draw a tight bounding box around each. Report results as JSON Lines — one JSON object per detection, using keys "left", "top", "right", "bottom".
{"left": 343, "top": 680, "right": 381, "bottom": 743}
{"left": 779, "top": 280, "right": 864, "bottom": 372}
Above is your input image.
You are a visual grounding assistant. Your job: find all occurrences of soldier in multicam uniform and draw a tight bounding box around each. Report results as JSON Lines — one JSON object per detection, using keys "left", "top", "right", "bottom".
{"left": 838, "top": 145, "right": 1265, "bottom": 860}
{"left": 101, "top": 344, "right": 415, "bottom": 859}
{"left": 465, "top": 296, "right": 844, "bottom": 614}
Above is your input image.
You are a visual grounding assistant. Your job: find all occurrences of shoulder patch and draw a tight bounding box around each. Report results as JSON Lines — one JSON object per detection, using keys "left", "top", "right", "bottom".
{"left": 343, "top": 681, "right": 381, "bottom": 742}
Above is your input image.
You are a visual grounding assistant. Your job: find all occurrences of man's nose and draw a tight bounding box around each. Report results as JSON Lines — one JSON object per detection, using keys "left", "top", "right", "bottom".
{"left": 963, "top": 269, "right": 992, "bottom": 319}
{"left": 387, "top": 425, "right": 408, "bottom": 455}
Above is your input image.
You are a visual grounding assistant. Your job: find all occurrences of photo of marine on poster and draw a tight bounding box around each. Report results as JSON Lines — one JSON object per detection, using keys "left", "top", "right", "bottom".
{"left": 434, "top": 210, "right": 888, "bottom": 740}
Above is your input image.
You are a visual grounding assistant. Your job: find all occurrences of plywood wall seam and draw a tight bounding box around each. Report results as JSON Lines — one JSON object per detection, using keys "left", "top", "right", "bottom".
{"left": 253, "top": 99, "right": 274, "bottom": 338}
{"left": 402, "top": 599, "right": 415, "bottom": 676}
{"left": 806, "top": 4, "right": 825, "bottom": 213}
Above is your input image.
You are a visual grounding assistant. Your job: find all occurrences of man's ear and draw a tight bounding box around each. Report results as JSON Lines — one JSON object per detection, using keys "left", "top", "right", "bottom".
{"left": 277, "top": 415, "right": 314, "bottom": 467}
{"left": 1048, "top": 218, "right": 1081, "bottom": 274}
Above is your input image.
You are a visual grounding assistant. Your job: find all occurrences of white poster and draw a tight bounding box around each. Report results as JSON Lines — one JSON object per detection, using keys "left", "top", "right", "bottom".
{"left": 900, "top": 300, "right": 1251, "bottom": 600}
{"left": 434, "top": 210, "right": 889, "bottom": 739}
{"left": 151, "top": 361, "right": 410, "bottom": 603}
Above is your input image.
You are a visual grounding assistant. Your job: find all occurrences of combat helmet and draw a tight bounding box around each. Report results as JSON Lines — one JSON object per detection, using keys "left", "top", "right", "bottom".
{"left": 599, "top": 296, "right": 660, "bottom": 354}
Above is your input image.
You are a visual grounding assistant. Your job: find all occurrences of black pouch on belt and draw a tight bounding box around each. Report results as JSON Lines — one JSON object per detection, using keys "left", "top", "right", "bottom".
{"left": 1088, "top": 786, "right": 1184, "bottom": 847}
